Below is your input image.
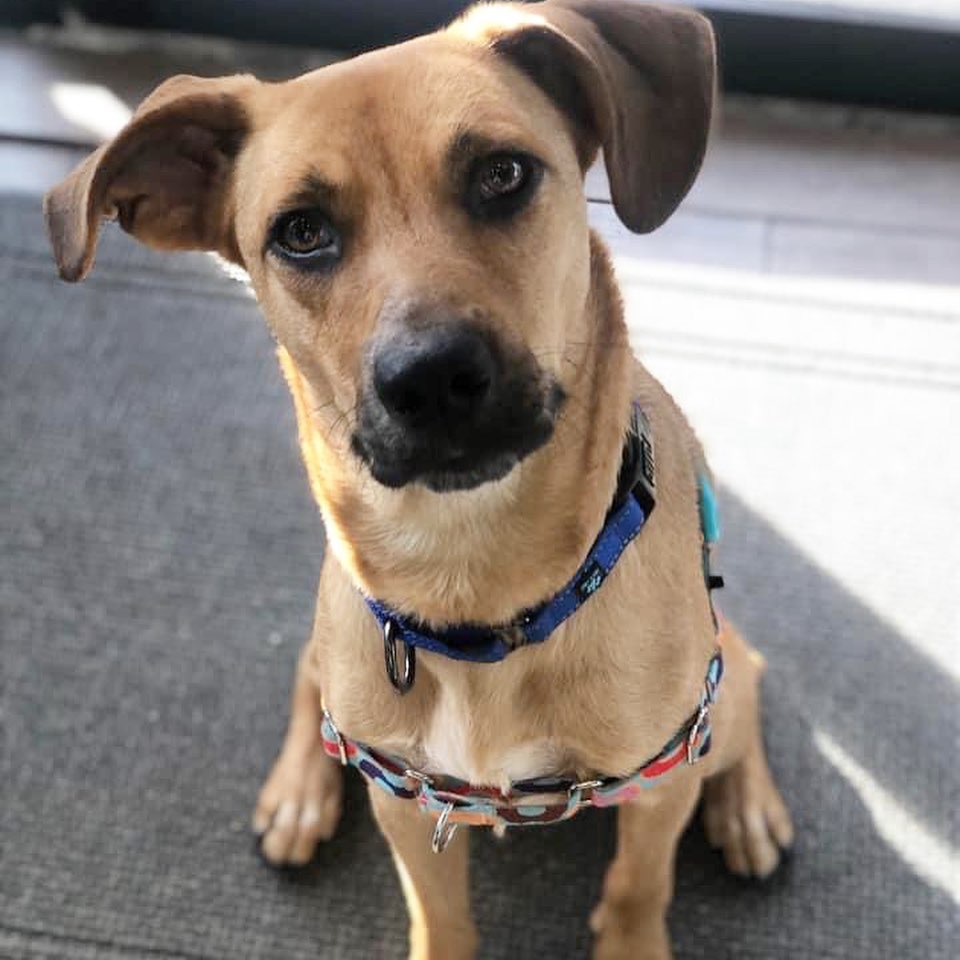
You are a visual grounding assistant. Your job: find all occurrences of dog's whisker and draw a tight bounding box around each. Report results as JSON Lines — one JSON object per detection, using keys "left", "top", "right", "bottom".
{"left": 323, "top": 402, "right": 359, "bottom": 446}
{"left": 559, "top": 340, "right": 631, "bottom": 354}
{"left": 309, "top": 398, "right": 340, "bottom": 416}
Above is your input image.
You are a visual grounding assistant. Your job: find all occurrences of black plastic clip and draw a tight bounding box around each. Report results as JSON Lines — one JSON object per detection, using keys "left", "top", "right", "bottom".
{"left": 611, "top": 404, "right": 657, "bottom": 519}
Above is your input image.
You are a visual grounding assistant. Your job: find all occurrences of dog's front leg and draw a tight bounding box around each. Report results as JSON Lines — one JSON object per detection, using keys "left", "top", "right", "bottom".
{"left": 254, "top": 644, "right": 344, "bottom": 865}
{"left": 591, "top": 776, "right": 701, "bottom": 960}
{"left": 369, "top": 788, "right": 477, "bottom": 960}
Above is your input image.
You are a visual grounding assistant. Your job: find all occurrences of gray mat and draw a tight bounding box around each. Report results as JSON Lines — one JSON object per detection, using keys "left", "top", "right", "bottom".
{"left": 1, "top": 192, "right": 956, "bottom": 959}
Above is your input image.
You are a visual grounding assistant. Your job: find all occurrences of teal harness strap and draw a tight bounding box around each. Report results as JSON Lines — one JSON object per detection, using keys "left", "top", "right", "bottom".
{"left": 697, "top": 473, "right": 724, "bottom": 626}
{"left": 698, "top": 472, "right": 721, "bottom": 546}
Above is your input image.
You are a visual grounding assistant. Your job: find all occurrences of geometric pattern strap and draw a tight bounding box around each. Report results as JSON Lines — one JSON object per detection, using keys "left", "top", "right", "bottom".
{"left": 320, "top": 649, "right": 723, "bottom": 838}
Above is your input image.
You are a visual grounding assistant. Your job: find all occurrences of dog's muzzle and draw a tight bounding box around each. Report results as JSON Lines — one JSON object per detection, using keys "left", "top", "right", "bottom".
{"left": 352, "top": 320, "right": 564, "bottom": 492}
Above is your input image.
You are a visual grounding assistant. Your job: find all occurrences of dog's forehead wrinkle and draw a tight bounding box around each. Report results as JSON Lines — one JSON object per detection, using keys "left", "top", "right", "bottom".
{"left": 448, "top": 125, "right": 546, "bottom": 164}
{"left": 279, "top": 172, "right": 340, "bottom": 211}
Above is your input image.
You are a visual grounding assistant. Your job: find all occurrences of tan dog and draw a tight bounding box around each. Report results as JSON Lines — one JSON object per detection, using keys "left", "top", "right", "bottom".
{"left": 44, "top": 2, "right": 793, "bottom": 957}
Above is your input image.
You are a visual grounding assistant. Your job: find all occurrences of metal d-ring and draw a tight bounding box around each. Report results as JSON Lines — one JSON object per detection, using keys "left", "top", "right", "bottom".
{"left": 383, "top": 618, "right": 416, "bottom": 694}
{"left": 686, "top": 703, "right": 710, "bottom": 765}
{"left": 323, "top": 709, "right": 349, "bottom": 766}
{"left": 431, "top": 802, "right": 460, "bottom": 854}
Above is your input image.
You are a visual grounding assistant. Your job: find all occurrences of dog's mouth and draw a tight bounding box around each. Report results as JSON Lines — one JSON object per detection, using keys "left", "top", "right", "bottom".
{"left": 351, "top": 382, "right": 565, "bottom": 493}
{"left": 352, "top": 441, "right": 523, "bottom": 492}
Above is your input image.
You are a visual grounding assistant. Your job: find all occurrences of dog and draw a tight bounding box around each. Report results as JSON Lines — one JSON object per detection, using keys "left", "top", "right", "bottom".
{"left": 44, "top": 2, "right": 793, "bottom": 956}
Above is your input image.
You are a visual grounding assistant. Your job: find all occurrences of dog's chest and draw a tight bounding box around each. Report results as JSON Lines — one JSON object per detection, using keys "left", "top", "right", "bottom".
{"left": 420, "top": 685, "right": 561, "bottom": 790}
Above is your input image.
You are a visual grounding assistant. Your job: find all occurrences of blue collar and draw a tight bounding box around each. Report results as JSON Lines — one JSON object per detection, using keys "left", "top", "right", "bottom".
{"left": 363, "top": 405, "right": 658, "bottom": 692}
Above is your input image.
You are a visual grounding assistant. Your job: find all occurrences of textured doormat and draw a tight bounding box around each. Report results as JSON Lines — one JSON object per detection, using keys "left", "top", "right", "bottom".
{"left": 1, "top": 193, "right": 956, "bottom": 959}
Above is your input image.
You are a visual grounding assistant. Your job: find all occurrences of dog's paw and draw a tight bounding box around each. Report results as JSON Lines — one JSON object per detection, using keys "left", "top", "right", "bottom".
{"left": 702, "top": 756, "right": 794, "bottom": 879}
{"left": 252, "top": 740, "right": 344, "bottom": 866}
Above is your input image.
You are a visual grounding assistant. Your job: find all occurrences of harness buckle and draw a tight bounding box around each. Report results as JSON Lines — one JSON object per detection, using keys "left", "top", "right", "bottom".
{"left": 383, "top": 618, "right": 416, "bottom": 694}
{"left": 431, "top": 802, "right": 460, "bottom": 854}
{"left": 686, "top": 703, "right": 710, "bottom": 765}
{"left": 404, "top": 768, "right": 434, "bottom": 788}
{"left": 567, "top": 778, "right": 604, "bottom": 798}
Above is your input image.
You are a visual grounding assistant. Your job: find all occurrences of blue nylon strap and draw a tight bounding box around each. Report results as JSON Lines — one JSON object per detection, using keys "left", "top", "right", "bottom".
{"left": 522, "top": 494, "right": 646, "bottom": 643}
{"left": 362, "top": 492, "right": 649, "bottom": 663}
{"left": 365, "top": 596, "right": 512, "bottom": 662}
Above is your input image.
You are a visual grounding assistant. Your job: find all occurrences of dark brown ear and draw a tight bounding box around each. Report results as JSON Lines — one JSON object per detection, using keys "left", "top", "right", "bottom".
{"left": 483, "top": 0, "right": 715, "bottom": 233}
{"left": 43, "top": 73, "right": 258, "bottom": 282}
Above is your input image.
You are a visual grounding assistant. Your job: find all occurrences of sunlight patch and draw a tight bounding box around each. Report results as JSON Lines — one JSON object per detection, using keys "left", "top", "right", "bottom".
{"left": 814, "top": 728, "right": 960, "bottom": 906}
{"left": 50, "top": 82, "right": 132, "bottom": 140}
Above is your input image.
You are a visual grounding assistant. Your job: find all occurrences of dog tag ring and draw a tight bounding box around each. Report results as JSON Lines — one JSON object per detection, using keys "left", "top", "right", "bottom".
{"left": 383, "top": 618, "right": 416, "bottom": 693}
{"left": 431, "top": 802, "right": 459, "bottom": 854}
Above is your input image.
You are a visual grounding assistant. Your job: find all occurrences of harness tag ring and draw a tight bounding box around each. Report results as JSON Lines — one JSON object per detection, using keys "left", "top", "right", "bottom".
{"left": 431, "top": 802, "right": 459, "bottom": 854}
{"left": 383, "top": 619, "right": 416, "bottom": 694}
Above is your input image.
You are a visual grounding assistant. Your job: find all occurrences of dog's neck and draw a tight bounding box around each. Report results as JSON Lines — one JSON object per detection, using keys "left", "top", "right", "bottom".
{"left": 290, "top": 236, "right": 634, "bottom": 626}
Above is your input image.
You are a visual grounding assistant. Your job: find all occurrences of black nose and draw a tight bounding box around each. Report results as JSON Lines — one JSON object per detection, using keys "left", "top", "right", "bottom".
{"left": 373, "top": 324, "right": 499, "bottom": 427}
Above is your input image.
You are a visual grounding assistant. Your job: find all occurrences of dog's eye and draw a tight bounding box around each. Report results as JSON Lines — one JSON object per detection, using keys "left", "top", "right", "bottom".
{"left": 467, "top": 152, "right": 542, "bottom": 221}
{"left": 478, "top": 156, "right": 526, "bottom": 199}
{"left": 270, "top": 209, "right": 341, "bottom": 265}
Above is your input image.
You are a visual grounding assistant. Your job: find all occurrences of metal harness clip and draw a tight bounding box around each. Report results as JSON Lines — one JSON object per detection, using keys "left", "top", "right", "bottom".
{"left": 685, "top": 702, "right": 710, "bottom": 765}
{"left": 431, "top": 802, "right": 459, "bottom": 854}
{"left": 567, "top": 778, "right": 604, "bottom": 798}
{"left": 404, "top": 768, "right": 434, "bottom": 787}
{"left": 323, "top": 710, "right": 349, "bottom": 767}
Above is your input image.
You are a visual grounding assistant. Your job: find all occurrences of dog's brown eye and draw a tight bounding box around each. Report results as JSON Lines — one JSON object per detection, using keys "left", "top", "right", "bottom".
{"left": 467, "top": 152, "right": 542, "bottom": 222}
{"left": 270, "top": 209, "right": 341, "bottom": 265}
{"left": 477, "top": 156, "right": 526, "bottom": 200}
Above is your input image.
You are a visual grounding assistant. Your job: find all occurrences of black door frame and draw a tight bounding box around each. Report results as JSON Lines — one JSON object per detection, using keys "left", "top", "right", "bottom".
{"left": 4, "top": 1, "right": 959, "bottom": 115}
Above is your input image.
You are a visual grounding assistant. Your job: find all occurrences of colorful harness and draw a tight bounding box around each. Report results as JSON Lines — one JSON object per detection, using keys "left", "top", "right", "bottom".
{"left": 322, "top": 405, "right": 725, "bottom": 852}
{"left": 322, "top": 650, "right": 721, "bottom": 851}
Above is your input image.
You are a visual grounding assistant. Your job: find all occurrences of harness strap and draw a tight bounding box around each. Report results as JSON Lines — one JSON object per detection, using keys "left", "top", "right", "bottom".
{"left": 321, "top": 648, "right": 723, "bottom": 839}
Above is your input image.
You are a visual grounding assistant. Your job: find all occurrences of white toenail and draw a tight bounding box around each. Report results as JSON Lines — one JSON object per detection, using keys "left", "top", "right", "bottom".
{"left": 274, "top": 800, "right": 298, "bottom": 828}
{"left": 746, "top": 809, "right": 766, "bottom": 836}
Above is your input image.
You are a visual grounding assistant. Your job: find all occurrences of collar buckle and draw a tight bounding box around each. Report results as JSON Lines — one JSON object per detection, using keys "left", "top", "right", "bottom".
{"left": 611, "top": 404, "right": 657, "bottom": 519}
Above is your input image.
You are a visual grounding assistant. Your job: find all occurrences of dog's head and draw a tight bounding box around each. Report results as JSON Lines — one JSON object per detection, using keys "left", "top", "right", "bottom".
{"left": 45, "top": 0, "right": 714, "bottom": 495}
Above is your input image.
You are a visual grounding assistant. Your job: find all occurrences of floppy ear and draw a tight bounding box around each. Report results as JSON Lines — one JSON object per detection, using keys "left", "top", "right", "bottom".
{"left": 477, "top": 0, "right": 715, "bottom": 233}
{"left": 43, "top": 73, "right": 258, "bottom": 282}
